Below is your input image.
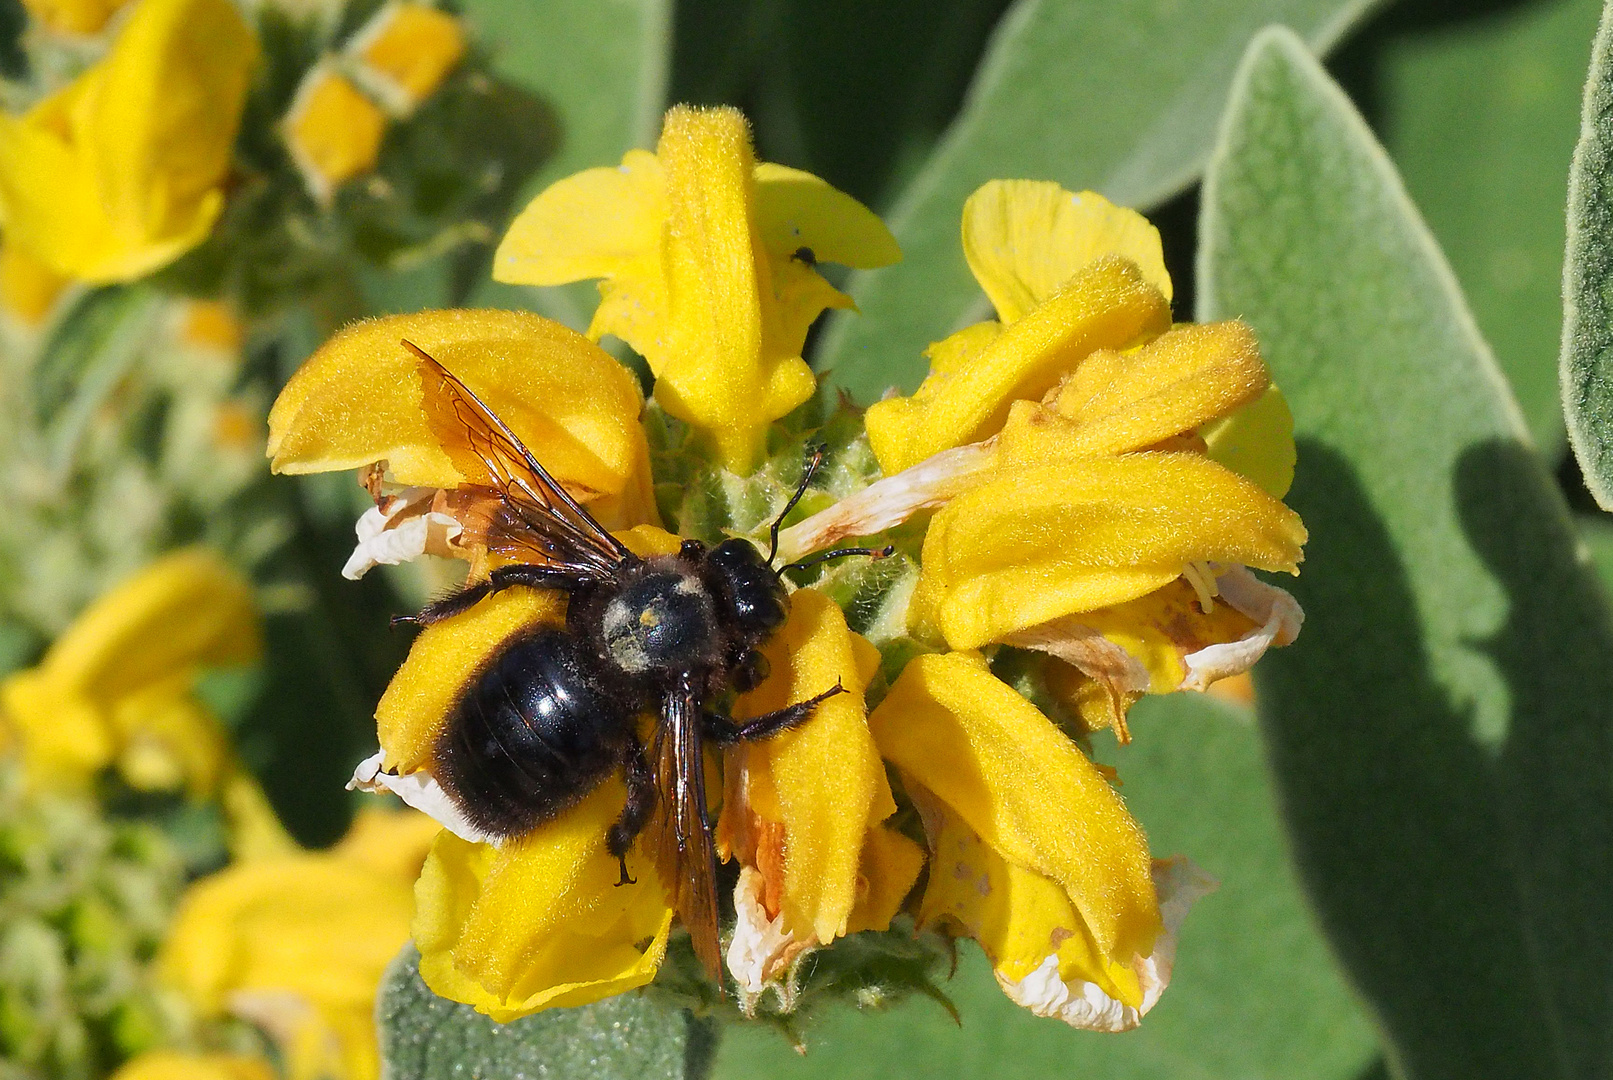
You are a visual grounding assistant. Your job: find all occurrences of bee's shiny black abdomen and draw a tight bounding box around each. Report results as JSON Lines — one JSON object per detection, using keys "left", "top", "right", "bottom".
{"left": 433, "top": 628, "right": 629, "bottom": 839}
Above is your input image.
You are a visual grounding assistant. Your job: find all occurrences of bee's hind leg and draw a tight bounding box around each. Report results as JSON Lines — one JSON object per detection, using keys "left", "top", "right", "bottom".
{"left": 704, "top": 681, "right": 846, "bottom": 745}
{"left": 393, "top": 564, "right": 594, "bottom": 628}
{"left": 606, "top": 735, "right": 656, "bottom": 886}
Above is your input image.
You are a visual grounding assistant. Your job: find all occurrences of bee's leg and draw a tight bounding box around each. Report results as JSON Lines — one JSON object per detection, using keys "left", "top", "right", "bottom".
{"left": 704, "top": 681, "right": 846, "bottom": 745}
{"left": 393, "top": 564, "right": 593, "bottom": 628}
{"left": 606, "top": 735, "right": 656, "bottom": 887}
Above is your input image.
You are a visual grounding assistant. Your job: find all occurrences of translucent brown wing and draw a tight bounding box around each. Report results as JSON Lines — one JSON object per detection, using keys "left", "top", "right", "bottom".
{"left": 407, "top": 341, "right": 632, "bottom": 575}
{"left": 655, "top": 676, "right": 722, "bottom": 978}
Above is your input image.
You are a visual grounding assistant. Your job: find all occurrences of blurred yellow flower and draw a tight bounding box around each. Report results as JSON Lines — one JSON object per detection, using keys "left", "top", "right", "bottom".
{"left": 0, "top": 549, "right": 291, "bottom": 858}
{"left": 0, "top": 239, "right": 70, "bottom": 326}
{"left": 283, "top": 64, "right": 388, "bottom": 207}
{"left": 19, "top": 0, "right": 130, "bottom": 36}
{"left": 162, "top": 808, "right": 440, "bottom": 1080}
{"left": 345, "top": 2, "right": 466, "bottom": 116}
{"left": 0, "top": 0, "right": 257, "bottom": 283}
{"left": 111, "top": 1050, "right": 276, "bottom": 1080}
{"left": 493, "top": 105, "right": 900, "bottom": 474}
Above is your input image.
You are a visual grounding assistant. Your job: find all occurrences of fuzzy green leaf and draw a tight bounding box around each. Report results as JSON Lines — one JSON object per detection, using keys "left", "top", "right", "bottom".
{"left": 1384, "top": 0, "right": 1601, "bottom": 455}
{"left": 714, "top": 695, "right": 1379, "bottom": 1080}
{"left": 1564, "top": 0, "right": 1613, "bottom": 507}
{"left": 814, "top": 0, "right": 1382, "bottom": 403}
{"left": 1201, "top": 27, "right": 1613, "bottom": 1080}
{"left": 377, "top": 946, "right": 716, "bottom": 1080}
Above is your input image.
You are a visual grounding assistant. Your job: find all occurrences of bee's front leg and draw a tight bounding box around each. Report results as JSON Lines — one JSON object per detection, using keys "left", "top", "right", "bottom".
{"left": 703, "top": 681, "right": 846, "bottom": 745}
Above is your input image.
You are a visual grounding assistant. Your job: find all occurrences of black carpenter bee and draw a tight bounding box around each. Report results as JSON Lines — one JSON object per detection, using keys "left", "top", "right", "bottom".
{"left": 395, "top": 342, "right": 887, "bottom": 978}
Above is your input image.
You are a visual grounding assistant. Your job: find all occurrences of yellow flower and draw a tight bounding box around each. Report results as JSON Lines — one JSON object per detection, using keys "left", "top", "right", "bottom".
{"left": 19, "top": 0, "right": 131, "bottom": 37}
{"left": 789, "top": 180, "right": 1306, "bottom": 739}
{"left": 266, "top": 125, "right": 1257, "bottom": 1031}
{"left": 0, "top": 0, "right": 257, "bottom": 283}
{"left": 162, "top": 807, "right": 441, "bottom": 1080}
{"left": 111, "top": 1051, "right": 276, "bottom": 1080}
{"left": 0, "top": 239, "right": 70, "bottom": 327}
{"left": 493, "top": 105, "right": 900, "bottom": 474}
{"left": 344, "top": 2, "right": 466, "bottom": 117}
{"left": 283, "top": 64, "right": 388, "bottom": 207}
{"left": 0, "top": 549, "right": 292, "bottom": 858}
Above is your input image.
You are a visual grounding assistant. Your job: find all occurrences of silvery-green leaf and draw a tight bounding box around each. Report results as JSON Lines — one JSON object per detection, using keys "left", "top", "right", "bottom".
{"left": 1201, "top": 26, "right": 1613, "bottom": 1080}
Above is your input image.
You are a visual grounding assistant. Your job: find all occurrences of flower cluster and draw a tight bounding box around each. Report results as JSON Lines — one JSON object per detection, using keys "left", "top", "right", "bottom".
{"left": 267, "top": 103, "right": 1307, "bottom": 1030}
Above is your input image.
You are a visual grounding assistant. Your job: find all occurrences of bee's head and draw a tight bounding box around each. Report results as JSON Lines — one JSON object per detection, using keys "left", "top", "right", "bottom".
{"left": 705, "top": 537, "right": 788, "bottom": 645}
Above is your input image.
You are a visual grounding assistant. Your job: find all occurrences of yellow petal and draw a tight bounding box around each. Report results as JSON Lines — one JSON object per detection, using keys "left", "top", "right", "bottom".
{"left": 865, "top": 255, "right": 1171, "bottom": 474}
{"left": 916, "top": 799, "right": 1140, "bottom": 1005}
{"left": 347, "top": 2, "right": 465, "bottom": 114}
{"left": 494, "top": 149, "right": 665, "bottom": 288}
{"left": 729, "top": 588, "right": 892, "bottom": 944}
{"left": 267, "top": 310, "right": 650, "bottom": 500}
{"left": 111, "top": 1052, "right": 275, "bottom": 1080}
{"left": 962, "top": 180, "right": 1172, "bottom": 323}
{"left": 375, "top": 586, "right": 563, "bottom": 774}
{"left": 0, "top": 240, "right": 69, "bottom": 326}
{"left": 283, "top": 65, "right": 388, "bottom": 206}
{"left": 1202, "top": 384, "right": 1297, "bottom": 498}
{"left": 0, "top": 0, "right": 256, "bottom": 282}
{"left": 844, "top": 824, "right": 925, "bottom": 935}
{"left": 997, "top": 321, "right": 1269, "bottom": 461}
{"left": 112, "top": 678, "right": 230, "bottom": 795}
{"left": 914, "top": 453, "right": 1307, "bottom": 648}
{"left": 413, "top": 782, "right": 674, "bottom": 1021}
{"left": 752, "top": 162, "right": 900, "bottom": 268}
{"left": 20, "top": 0, "right": 131, "bottom": 36}
{"left": 868, "top": 651, "right": 1159, "bottom": 964}
{"left": 334, "top": 806, "right": 442, "bottom": 881}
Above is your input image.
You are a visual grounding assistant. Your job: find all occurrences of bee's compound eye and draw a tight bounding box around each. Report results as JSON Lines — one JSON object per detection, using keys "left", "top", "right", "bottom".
{"left": 732, "top": 649, "right": 770, "bottom": 692}
{"left": 708, "top": 538, "right": 764, "bottom": 572}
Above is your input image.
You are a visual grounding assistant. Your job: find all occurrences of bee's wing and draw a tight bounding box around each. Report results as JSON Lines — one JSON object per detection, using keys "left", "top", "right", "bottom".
{"left": 656, "top": 677, "right": 722, "bottom": 979}
{"left": 409, "top": 343, "right": 632, "bottom": 574}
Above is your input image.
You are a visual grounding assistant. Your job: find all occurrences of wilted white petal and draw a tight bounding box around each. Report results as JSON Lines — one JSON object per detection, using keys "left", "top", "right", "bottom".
{"left": 997, "top": 856, "right": 1217, "bottom": 1032}
{"left": 775, "top": 441, "right": 996, "bottom": 563}
{"left": 725, "top": 866, "right": 809, "bottom": 1017}
{"left": 346, "top": 751, "right": 499, "bottom": 847}
{"left": 1001, "top": 618, "right": 1151, "bottom": 697}
{"left": 1180, "top": 567, "right": 1303, "bottom": 692}
{"left": 342, "top": 487, "right": 462, "bottom": 580}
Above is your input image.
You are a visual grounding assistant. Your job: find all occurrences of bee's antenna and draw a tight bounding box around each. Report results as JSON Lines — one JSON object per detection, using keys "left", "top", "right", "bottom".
{"left": 780, "top": 544, "right": 896, "bottom": 576}
{"left": 768, "top": 443, "right": 827, "bottom": 566}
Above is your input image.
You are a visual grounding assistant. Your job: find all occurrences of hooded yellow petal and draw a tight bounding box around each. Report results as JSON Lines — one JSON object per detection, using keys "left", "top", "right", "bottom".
{"left": 868, "top": 651, "right": 1159, "bottom": 964}
{"left": 962, "top": 181, "right": 1172, "bottom": 324}
{"left": 914, "top": 453, "right": 1307, "bottom": 648}
{"left": 916, "top": 800, "right": 1141, "bottom": 1005}
{"left": 996, "top": 321, "right": 1269, "bottom": 462}
{"left": 20, "top": 0, "right": 130, "bottom": 36}
{"left": 112, "top": 1051, "right": 275, "bottom": 1080}
{"left": 865, "top": 255, "right": 1171, "bottom": 475}
{"left": 729, "top": 588, "right": 892, "bottom": 944}
{"left": 375, "top": 586, "right": 563, "bottom": 774}
{"left": 0, "top": 0, "right": 255, "bottom": 282}
{"left": 650, "top": 106, "right": 813, "bottom": 472}
{"left": 268, "top": 310, "right": 649, "bottom": 500}
{"left": 1202, "top": 384, "right": 1297, "bottom": 498}
{"left": 413, "top": 782, "right": 674, "bottom": 1021}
